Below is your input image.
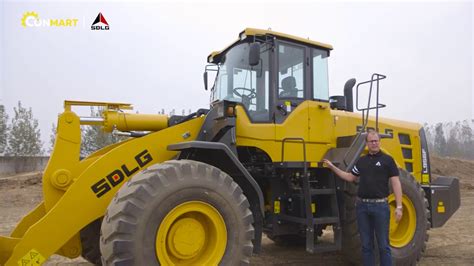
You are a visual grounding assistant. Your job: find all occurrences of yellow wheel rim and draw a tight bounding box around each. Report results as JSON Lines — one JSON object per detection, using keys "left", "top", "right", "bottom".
{"left": 388, "top": 194, "right": 416, "bottom": 248}
{"left": 156, "top": 201, "right": 227, "bottom": 265}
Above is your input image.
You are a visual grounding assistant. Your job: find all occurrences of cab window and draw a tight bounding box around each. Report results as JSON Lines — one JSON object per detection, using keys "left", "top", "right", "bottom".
{"left": 312, "top": 49, "right": 329, "bottom": 101}
{"left": 212, "top": 42, "right": 270, "bottom": 122}
{"left": 278, "top": 44, "right": 304, "bottom": 99}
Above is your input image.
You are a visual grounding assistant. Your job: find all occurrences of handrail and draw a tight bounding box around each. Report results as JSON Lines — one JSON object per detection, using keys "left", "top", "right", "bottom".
{"left": 355, "top": 73, "right": 386, "bottom": 132}
{"left": 342, "top": 73, "right": 387, "bottom": 170}
{"left": 281, "top": 137, "right": 307, "bottom": 169}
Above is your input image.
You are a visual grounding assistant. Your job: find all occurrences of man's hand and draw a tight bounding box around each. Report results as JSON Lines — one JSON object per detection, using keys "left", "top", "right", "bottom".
{"left": 394, "top": 207, "right": 403, "bottom": 223}
{"left": 322, "top": 159, "right": 357, "bottom": 182}
{"left": 322, "top": 159, "right": 334, "bottom": 169}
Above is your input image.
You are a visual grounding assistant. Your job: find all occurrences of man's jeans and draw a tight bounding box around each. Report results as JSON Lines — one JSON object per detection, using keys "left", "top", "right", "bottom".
{"left": 356, "top": 201, "right": 392, "bottom": 266}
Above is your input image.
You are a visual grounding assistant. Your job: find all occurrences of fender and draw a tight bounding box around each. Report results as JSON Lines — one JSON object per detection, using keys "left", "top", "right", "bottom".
{"left": 168, "top": 141, "right": 264, "bottom": 253}
{"left": 168, "top": 141, "right": 264, "bottom": 215}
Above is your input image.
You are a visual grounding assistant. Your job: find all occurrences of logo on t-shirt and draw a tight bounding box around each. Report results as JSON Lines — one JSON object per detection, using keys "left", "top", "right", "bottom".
{"left": 376, "top": 161, "right": 381, "bottom": 166}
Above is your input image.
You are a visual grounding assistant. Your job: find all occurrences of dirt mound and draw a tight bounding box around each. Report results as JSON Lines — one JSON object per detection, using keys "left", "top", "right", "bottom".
{"left": 431, "top": 156, "right": 474, "bottom": 190}
{"left": 0, "top": 171, "right": 43, "bottom": 188}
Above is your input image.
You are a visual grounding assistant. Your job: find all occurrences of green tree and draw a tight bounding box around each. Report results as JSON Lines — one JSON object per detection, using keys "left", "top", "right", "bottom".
{"left": 49, "top": 123, "right": 56, "bottom": 155}
{"left": 423, "top": 123, "right": 435, "bottom": 153}
{"left": 446, "top": 121, "right": 461, "bottom": 157}
{"left": 460, "top": 120, "right": 473, "bottom": 159}
{"left": 433, "top": 122, "right": 447, "bottom": 156}
{"left": 5, "top": 101, "right": 43, "bottom": 156}
{"left": 0, "top": 104, "right": 8, "bottom": 154}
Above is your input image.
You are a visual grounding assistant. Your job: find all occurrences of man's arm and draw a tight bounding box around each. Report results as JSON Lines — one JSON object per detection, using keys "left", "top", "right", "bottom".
{"left": 390, "top": 175, "right": 403, "bottom": 222}
{"left": 322, "top": 159, "right": 358, "bottom": 182}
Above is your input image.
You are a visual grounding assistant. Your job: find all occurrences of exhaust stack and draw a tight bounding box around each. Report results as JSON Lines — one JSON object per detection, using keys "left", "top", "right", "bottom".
{"left": 343, "top": 78, "right": 356, "bottom": 112}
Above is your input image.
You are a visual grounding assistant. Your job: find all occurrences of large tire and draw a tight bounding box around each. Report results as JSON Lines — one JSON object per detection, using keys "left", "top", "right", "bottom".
{"left": 100, "top": 160, "right": 254, "bottom": 265}
{"left": 341, "top": 181, "right": 362, "bottom": 264}
{"left": 389, "top": 169, "right": 430, "bottom": 265}
{"left": 341, "top": 169, "right": 430, "bottom": 266}
{"left": 80, "top": 218, "right": 102, "bottom": 265}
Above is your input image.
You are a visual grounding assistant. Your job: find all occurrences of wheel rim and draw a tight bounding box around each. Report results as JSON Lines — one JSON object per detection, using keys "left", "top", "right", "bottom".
{"left": 156, "top": 201, "right": 227, "bottom": 265}
{"left": 388, "top": 194, "right": 417, "bottom": 248}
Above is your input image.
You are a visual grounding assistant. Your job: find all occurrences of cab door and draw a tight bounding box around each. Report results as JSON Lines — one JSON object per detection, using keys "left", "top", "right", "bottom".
{"left": 308, "top": 48, "right": 333, "bottom": 147}
{"left": 273, "top": 41, "right": 310, "bottom": 162}
{"left": 273, "top": 43, "right": 333, "bottom": 163}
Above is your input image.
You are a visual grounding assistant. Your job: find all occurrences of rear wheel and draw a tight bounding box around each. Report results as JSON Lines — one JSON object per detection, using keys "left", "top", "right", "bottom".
{"left": 341, "top": 169, "right": 430, "bottom": 265}
{"left": 341, "top": 181, "right": 362, "bottom": 264}
{"left": 389, "top": 169, "right": 430, "bottom": 265}
{"left": 100, "top": 160, "right": 254, "bottom": 265}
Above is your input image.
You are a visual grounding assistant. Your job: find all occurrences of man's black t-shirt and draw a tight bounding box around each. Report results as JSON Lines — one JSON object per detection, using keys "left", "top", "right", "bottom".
{"left": 351, "top": 151, "right": 399, "bottom": 198}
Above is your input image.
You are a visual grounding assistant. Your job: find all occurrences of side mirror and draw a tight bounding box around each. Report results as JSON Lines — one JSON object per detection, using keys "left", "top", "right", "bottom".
{"left": 203, "top": 64, "right": 219, "bottom": 91}
{"left": 203, "top": 71, "right": 208, "bottom": 91}
{"left": 249, "top": 42, "right": 261, "bottom": 66}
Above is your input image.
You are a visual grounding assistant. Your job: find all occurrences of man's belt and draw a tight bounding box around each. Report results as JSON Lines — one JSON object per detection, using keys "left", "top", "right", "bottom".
{"left": 358, "top": 198, "right": 387, "bottom": 203}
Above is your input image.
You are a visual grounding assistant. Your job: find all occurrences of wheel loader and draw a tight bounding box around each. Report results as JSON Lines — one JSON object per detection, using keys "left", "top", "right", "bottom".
{"left": 0, "top": 28, "right": 460, "bottom": 265}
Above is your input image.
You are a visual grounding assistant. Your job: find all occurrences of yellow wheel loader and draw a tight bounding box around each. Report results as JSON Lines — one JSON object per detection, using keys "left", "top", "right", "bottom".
{"left": 0, "top": 28, "right": 460, "bottom": 265}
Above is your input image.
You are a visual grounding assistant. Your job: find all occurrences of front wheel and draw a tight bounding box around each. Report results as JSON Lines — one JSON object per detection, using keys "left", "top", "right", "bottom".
{"left": 80, "top": 218, "right": 102, "bottom": 265}
{"left": 100, "top": 160, "right": 254, "bottom": 265}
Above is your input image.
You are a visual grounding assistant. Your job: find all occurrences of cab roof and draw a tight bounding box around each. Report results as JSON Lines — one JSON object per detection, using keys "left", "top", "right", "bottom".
{"left": 208, "top": 28, "right": 333, "bottom": 63}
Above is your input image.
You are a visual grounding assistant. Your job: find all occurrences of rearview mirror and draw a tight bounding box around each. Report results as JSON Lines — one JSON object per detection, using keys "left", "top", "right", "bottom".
{"left": 249, "top": 42, "right": 261, "bottom": 66}
{"left": 203, "top": 71, "right": 208, "bottom": 91}
{"left": 203, "top": 64, "right": 218, "bottom": 91}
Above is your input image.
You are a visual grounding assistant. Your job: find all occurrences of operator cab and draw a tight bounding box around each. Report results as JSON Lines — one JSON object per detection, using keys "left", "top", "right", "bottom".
{"left": 207, "top": 39, "right": 271, "bottom": 122}
{"left": 205, "top": 28, "right": 333, "bottom": 123}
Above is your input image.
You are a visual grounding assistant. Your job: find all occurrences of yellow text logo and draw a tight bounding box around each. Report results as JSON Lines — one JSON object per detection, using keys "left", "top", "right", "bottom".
{"left": 21, "top": 11, "right": 79, "bottom": 28}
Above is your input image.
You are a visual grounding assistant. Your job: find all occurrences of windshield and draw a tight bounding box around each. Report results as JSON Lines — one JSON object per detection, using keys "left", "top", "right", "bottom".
{"left": 211, "top": 42, "right": 270, "bottom": 121}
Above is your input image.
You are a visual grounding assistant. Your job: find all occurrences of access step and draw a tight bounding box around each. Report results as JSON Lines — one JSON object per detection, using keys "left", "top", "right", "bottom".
{"left": 309, "top": 188, "right": 336, "bottom": 195}
{"left": 279, "top": 214, "right": 340, "bottom": 225}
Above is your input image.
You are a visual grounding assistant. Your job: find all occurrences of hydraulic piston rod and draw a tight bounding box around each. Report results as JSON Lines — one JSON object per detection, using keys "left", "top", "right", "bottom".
{"left": 66, "top": 100, "right": 169, "bottom": 132}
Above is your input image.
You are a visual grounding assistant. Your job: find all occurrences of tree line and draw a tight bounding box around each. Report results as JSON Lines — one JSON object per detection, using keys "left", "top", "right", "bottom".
{"left": 0, "top": 102, "right": 125, "bottom": 157}
{"left": 1, "top": 102, "right": 473, "bottom": 160}
{"left": 0, "top": 102, "right": 43, "bottom": 156}
{"left": 424, "top": 120, "right": 474, "bottom": 160}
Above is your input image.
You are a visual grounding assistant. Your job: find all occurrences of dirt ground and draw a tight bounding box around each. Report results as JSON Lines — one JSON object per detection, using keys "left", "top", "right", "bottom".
{"left": 0, "top": 156, "right": 473, "bottom": 265}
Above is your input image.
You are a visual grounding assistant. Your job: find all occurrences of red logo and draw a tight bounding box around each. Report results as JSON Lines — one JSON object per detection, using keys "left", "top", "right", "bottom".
{"left": 91, "top": 12, "right": 109, "bottom": 30}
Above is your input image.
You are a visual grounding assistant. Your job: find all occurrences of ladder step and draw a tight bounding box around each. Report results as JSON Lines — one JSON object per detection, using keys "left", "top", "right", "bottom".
{"left": 275, "top": 162, "right": 310, "bottom": 168}
{"left": 279, "top": 214, "right": 306, "bottom": 224}
{"left": 313, "top": 217, "right": 339, "bottom": 224}
{"left": 307, "top": 226, "right": 342, "bottom": 254}
{"left": 310, "top": 188, "right": 336, "bottom": 195}
{"left": 279, "top": 215, "right": 339, "bottom": 225}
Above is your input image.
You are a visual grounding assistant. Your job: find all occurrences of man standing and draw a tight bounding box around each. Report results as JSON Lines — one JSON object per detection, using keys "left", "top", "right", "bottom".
{"left": 323, "top": 131, "right": 403, "bottom": 266}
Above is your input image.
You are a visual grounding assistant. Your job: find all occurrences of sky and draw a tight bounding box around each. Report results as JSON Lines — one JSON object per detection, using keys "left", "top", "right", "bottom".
{"left": 0, "top": 0, "right": 473, "bottom": 148}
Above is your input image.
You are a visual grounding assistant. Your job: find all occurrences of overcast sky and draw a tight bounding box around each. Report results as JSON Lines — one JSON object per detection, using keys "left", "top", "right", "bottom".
{"left": 0, "top": 1, "right": 473, "bottom": 147}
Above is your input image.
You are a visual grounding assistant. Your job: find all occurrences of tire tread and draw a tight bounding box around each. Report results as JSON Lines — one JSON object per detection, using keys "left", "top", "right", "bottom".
{"left": 100, "top": 160, "right": 254, "bottom": 265}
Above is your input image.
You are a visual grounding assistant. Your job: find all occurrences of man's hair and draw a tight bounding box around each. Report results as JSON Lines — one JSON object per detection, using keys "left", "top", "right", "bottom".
{"left": 365, "top": 130, "right": 380, "bottom": 141}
